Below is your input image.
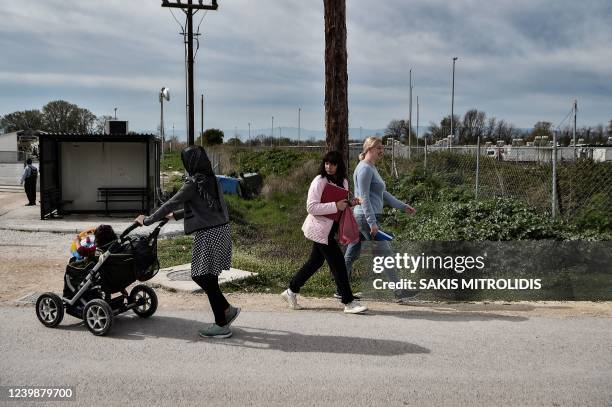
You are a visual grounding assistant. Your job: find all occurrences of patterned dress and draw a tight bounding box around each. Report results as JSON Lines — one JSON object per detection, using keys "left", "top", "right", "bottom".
{"left": 191, "top": 223, "right": 232, "bottom": 277}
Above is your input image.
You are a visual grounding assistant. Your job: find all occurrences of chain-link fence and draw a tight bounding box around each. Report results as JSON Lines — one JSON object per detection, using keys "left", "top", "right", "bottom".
{"left": 163, "top": 143, "right": 612, "bottom": 226}
{"left": 388, "top": 143, "right": 612, "bottom": 222}
{"left": 156, "top": 143, "right": 612, "bottom": 298}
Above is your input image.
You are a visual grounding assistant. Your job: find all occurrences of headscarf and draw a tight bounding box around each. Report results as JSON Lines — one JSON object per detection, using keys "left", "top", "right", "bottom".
{"left": 181, "top": 146, "right": 222, "bottom": 211}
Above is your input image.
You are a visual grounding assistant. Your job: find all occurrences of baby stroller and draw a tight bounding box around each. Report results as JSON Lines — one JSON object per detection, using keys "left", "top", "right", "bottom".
{"left": 35, "top": 219, "right": 168, "bottom": 336}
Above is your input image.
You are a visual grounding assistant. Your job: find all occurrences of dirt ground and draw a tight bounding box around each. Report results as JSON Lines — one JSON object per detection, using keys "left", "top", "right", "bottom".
{"left": 2, "top": 239, "right": 612, "bottom": 319}
{"left": 1, "top": 191, "right": 612, "bottom": 317}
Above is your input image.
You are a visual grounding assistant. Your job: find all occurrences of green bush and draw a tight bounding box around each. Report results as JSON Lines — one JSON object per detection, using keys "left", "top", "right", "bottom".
{"left": 389, "top": 167, "right": 473, "bottom": 204}
{"left": 233, "top": 149, "right": 320, "bottom": 178}
{"left": 574, "top": 193, "right": 612, "bottom": 233}
{"left": 160, "top": 151, "right": 183, "bottom": 172}
{"left": 386, "top": 197, "right": 597, "bottom": 241}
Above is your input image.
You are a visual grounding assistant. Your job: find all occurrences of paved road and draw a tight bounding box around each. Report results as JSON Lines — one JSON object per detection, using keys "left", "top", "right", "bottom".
{"left": 1, "top": 306, "right": 611, "bottom": 406}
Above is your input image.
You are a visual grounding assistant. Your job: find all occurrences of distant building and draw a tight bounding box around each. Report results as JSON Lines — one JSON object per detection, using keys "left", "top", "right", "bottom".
{"left": 0, "top": 129, "right": 39, "bottom": 163}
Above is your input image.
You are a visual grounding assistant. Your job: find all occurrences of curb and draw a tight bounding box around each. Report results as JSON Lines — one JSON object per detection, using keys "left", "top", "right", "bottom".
{"left": 0, "top": 224, "right": 185, "bottom": 237}
{"left": 150, "top": 264, "right": 258, "bottom": 293}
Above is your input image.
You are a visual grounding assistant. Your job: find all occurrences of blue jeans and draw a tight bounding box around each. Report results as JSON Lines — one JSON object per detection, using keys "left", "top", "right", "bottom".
{"left": 344, "top": 213, "right": 403, "bottom": 296}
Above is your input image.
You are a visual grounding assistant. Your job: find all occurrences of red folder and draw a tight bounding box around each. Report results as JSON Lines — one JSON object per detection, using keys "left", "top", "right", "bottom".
{"left": 320, "top": 183, "right": 349, "bottom": 221}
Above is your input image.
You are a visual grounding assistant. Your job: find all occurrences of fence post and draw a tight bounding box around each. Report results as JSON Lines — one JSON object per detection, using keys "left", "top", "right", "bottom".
{"left": 475, "top": 136, "right": 480, "bottom": 200}
{"left": 552, "top": 130, "right": 558, "bottom": 217}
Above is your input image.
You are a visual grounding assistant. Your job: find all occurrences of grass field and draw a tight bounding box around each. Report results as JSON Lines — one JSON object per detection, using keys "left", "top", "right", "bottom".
{"left": 157, "top": 147, "right": 612, "bottom": 300}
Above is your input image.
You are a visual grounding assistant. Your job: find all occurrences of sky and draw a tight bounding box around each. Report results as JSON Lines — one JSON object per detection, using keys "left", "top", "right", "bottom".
{"left": 1, "top": 0, "right": 611, "bottom": 139}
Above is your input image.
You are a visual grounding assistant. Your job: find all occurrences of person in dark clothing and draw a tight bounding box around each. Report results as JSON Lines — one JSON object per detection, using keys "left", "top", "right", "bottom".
{"left": 281, "top": 151, "right": 368, "bottom": 314}
{"left": 20, "top": 158, "right": 38, "bottom": 206}
{"left": 135, "top": 146, "right": 238, "bottom": 339}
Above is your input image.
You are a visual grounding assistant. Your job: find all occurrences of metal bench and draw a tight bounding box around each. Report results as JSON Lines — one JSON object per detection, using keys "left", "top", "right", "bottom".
{"left": 97, "top": 187, "right": 148, "bottom": 215}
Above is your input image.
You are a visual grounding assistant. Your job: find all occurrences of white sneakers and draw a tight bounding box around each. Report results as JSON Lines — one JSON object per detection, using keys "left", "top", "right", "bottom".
{"left": 344, "top": 300, "right": 368, "bottom": 314}
{"left": 282, "top": 289, "right": 368, "bottom": 314}
{"left": 281, "top": 289, "right": 302, "bottom": 310}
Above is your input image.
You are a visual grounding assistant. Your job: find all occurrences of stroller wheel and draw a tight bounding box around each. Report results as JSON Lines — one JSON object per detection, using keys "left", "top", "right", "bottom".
{"left": 129, "top": 285, "right": 158, "bottom": 318}
{"left": 36, "top": 293, "right": 64, "bottom": 328}
{"left": 83, "top": 299, "right": 113, "bottom": 336}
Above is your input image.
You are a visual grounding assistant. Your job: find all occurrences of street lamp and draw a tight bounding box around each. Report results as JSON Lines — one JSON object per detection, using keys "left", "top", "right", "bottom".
{"left": 298, "top": 107, "right": 301, "bottom": 147}
{"left": 450, "top": 57, "right": 458, "bottom": 147}
{"left": 159, "top": 87, "right": 170, "bottom": 160}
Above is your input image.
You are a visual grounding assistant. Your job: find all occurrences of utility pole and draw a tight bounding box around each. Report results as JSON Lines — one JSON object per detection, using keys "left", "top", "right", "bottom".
{"left": 248, "top": 122, "right": 251, "bottom": 146}
{"left": 416, "top": 95, "right": 419, "bottom": 143}
{"left": 161, "top": 0, "right": 219, "bottom": 146}
{"left": 186, "top": 2, "right": 195, "bottom": 145}
{"left": 298, "top": 107, "right": 301, "bottom": 147}
{"left": 573, "top": 99, "right": 578, "bottom": 160}
{"left": 552, "top": 129, "right": 558, "bottom": 217}
{"left": 451, "top": 57, "right": 458, "bottom": 141}
{"left": 323, "top": 0, "right": 349, "bottom": 164}
{"left": 201, "top": 93, "right": 204, "bottom": 146}
{"left": 408, "top": 68, "right": 412, "bottom": 159}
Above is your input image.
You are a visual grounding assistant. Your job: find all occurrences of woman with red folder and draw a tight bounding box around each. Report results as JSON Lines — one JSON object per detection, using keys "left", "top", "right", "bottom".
{"left": 281, "top": 151, "right": 368, "bottom": 314}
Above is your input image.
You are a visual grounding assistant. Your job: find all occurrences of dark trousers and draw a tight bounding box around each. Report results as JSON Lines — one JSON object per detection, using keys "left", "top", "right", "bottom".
{"left": 290, "top": 223, "right": 355, "bottom": 304}
{"left": 192, "top": 274, "right": 229, "bottom": 326}
{"left": 24, "top": 177, "right": 37, "bottom": 205}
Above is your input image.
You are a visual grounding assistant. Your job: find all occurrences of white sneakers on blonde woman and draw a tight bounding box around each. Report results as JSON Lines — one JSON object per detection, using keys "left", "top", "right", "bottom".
{"left": 344, "top": 300, "right": 368, "bottom": 314}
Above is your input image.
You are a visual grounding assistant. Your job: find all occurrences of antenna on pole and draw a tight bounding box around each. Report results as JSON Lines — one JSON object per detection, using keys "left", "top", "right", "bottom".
{"left": 159, "top": 87, "right": 170, "bottom": 161}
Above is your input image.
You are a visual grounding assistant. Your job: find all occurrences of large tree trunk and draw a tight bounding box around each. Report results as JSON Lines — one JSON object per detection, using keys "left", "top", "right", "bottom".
{"left": 323, "top": 0, "right": 349, "bottom": 166}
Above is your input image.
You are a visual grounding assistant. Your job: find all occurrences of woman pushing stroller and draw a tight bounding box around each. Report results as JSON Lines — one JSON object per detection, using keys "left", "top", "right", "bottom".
{"left": 135, "top": 145, "right": 239, "bottom": 339}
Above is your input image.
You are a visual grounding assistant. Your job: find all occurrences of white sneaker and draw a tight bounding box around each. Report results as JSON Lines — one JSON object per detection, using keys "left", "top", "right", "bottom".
{"left": 281, "top": 289, "right": 301, "bottom": 310}
{"left": 344, "top": 300, "right": 367, "bottom": 314}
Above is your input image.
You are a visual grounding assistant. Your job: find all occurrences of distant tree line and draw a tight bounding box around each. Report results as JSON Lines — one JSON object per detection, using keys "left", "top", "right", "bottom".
{"left": 5, "top": 101, "right": 611, "bottom": 148}
{"left": 0, "top": 100, "right": 113, "bottom": 134}
{"left": 384, "top": 110, "right": 612, "bottom": 146}
{"left": 223, "top": 134, "right": 331, "bottom": 148}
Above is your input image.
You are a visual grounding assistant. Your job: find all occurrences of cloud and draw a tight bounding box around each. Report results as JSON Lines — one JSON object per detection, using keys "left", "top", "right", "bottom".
{"left": 0, "top": 0, "right": 611, "bottom": 134}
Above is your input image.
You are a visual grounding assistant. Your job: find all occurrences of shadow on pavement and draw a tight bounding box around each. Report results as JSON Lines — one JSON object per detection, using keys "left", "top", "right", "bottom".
{"left": 368, "top": 309, "right": 529, "bottom": 322}
{"left": 55, "top": 315, "right": 430, "bottom": 356}
{"left": 222, "top": 326, "right": 430, "bottom": 356}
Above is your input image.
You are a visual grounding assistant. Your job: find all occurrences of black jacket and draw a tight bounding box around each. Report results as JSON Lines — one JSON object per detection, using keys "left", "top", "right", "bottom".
{"left": 143, "top": 178, "right": 229, "bottom": 234}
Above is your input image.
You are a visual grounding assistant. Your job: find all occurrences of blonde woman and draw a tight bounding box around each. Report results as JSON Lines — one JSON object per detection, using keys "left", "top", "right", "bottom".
{"left": 344, "top": 137, "right": 418, "bottom": 302}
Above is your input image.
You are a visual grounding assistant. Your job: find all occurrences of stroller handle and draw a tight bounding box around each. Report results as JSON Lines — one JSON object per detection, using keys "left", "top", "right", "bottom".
{"left": 120, "top": 218, "right": 170, "bottom": 241}
{"left": 120, "top": 222, "right": 141, "bottom": 240}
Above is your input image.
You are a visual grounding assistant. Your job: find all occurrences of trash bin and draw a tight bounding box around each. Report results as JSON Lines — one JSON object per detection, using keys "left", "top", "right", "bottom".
{"left": 216, "top": 175, "right": 241, "bottom": 196}
{"left": 239, "top": 172, "right": 263, "bottom": 199}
